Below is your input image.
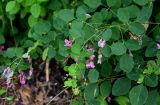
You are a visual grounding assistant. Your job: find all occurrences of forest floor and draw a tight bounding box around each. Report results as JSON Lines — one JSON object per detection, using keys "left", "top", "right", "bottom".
{"left": 0, "top": 60, "right": 73, "bottom": 105}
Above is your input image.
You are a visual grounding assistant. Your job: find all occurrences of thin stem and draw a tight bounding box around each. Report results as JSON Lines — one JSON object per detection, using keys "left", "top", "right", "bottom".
{"left": 46, "top": 87, "right": 69, "bottom": 105}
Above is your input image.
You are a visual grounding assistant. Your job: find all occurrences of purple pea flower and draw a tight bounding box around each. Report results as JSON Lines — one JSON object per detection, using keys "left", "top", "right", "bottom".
{"left": 2, "top": 67, "right": 13, "bottom": 78}
{"left": 64, "top": 39, "right": 72, "bottom": 48}
{"left": 107, "top": 96, "right": 111, "bottom": 102}
{"left": 156, "top": 43, "right": 160, "bottom": 49}
{"left": 29, "top": 67, "right": 33, "bottom": 76}
{"left": 86, "top": 61, "right": 95, "bottom": 69}
{"left": 0, "top": 45, "right": 4, "bottom": 52}
{"left": 98, "top": 39, "right": 106, "bottom": 48}
{"left": 19, "top": 72, "right": 26, "bottom": 85}
{"left": 90, "top": 55, "right": 95, "bottom": 61}
{"left": 6, "top": 78, "right": 12, "bottom": 84}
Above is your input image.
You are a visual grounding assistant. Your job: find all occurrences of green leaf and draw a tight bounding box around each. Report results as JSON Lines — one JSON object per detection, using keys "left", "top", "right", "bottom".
{"left": 84, "top": 0, "right": 101, "bottom": 9}
{"left": 100, "top": 62, "right": 112, "bottom": 77}
{"left": 106, "top": 0, "right": 121, "bottom": 7}
{"left": 5, "top": 47, "right": 24, "bottom": 58}
{"left": 133, "top": 0, "right": 149, "bottom": 6}
{"left": 102, "top": 29, "right": 112, "bottom": 41}
{"left": 6, "top": 1, "right": 16, "bottom": 12}
{"left": 6, "top": 96, "right": 14, "bottom": 101}
{"left": 128, "top": 22, "right": 145, "bottom": 36}
{"left": 42, "top": 47, "right": 49, "bottom": 61}
{"left": 112, "top": 78, "right": 131, "bottom": 96}
{"left": 111, "top": 27, "right": 121, "bottom": 40}
{"left": 117, "top": 8, "right": 130, "bottom": 22}
{"left": 88, "top": 69, "right": 99, "bottom": 83}
{"left": 37, "top": 0, "right": 49, "bottom": 2}
{"left": 43, "top": 31, "right": 57, "bottom": 43}
{"left": 71, "top": 44, "right": 81, "bottom": 55}
{"left": 47, "top": 47, "right": 56, "bottom": 59}
{"left": 126, "top": 5, "right": 140, "bottom": 18}
{"left": 58, "top": 9, "right": 74, "bottom": 22}
{"left": 125, "top": 39, "right": 141, "bottom": 51}
{"left": 6, "top": 1, "right": 20, "bottom": 15}
{"left": 30, "top": 4, "right": 41, "bottom": 18}
{"left": 0, "top": 35, "right": 5, "bottom": 44}
{"left": 84, "top": 83, "right": 99, "bottom": 101}
{"left": 90, "top": 99, "right": 100, "bottom": 105}
{"left": 69, "top": 28, "right": 85, "bottom": 38}
{"left": 144, "top": 75, "right": 158, "bottom": 87}
{"left": 102, "top": 45, "right": 112, "bottom": 57}
{"left": 71, "top": 20, "right": 84, "bottom": 30}
{"left": 68, "top": 64, "right": 80, "bottom": 77}
{"left": 114, "top": 96, "right": 129, "bottom": 105}
{"left": 111, "top": 42, "right": 126, "bottom": 55}
{"left": 100, "top": 81, "right": 111, "bottom": 98}
{"left": 52, "top": 17, "right": 66, "bottom": 31}
{"left": 0, "top": 89, "right": 6, "bottom": 95}
{"left": 137, "top": 6, "right": 152, "bottom": 22}
{"left": 64, "top": 78, "right": 77, "bottom": 88}
{"left": 76, "top": 5, "right": 88, "bottom": 20}
{"left": 91, "top": 12, "right": 103, "bottom": 23}
{"left": 17, "top": 0, "right": 24, "bottom": 3}
{"left": 48, "top": 0, "right": 62, "bottom": 10}
{"left": 120, "top": 54, "right": 134, "bottom": 73}
{"left": 145, "top": 90, "right": 159, "bottom": 105}
{"left": 22, "top": 0, "right": 35, "bottom": 7}
{"left": 97, "top": 95, "right": 108, "bottom": 105}
{"left": 71, "top": 99, "right": 84, "bottom": 105}
{"left": 145, "top": 42, "right": 157, "bottom": 57}
{"left": 129, "top": 85, "right": 148, "bottom": 105}
{"left": 34, "top": 21, "right": 51, "bottom": 35}
{"left": 137, "top": 74, "right": 145, "bottom": 84}
{"left": 28, "top": 15, "right": 37, "bottom": 27}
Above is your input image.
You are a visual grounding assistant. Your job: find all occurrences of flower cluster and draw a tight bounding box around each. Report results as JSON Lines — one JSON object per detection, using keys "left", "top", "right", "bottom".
{"left": 97, "top": 39, "right": 106, "bottom": 64}
{"left": 2, "top": 54, "right": 33, "bottom": 85}
{"left": 86, "top": 54, "right": 95, "bottom": 69}
{"left": 2, "top": 67, "right": 13, "bottom": 84}
{"left": 18, "top": 72, "right": 26, "bottom": 85}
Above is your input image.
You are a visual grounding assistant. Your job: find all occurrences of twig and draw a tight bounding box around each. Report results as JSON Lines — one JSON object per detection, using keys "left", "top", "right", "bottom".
{"left": 45, "top": 59, "right": 50, "bottom": 82}
{"left": 46, "top": 87, "right": 69, "bottom": 105}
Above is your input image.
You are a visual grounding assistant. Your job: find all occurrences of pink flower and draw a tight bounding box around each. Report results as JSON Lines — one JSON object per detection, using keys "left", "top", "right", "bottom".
{"left": 107, "top": 96, "right": 111, "bottom": 102}
{"left": 90, "top": 55, "right": 95, "bottom": 61}
{"left": 27, "top": 55, "right": 32, "bottom": 63}
{"left": 98, "top": 39, "right": 106, "bottom": 48}
{"left": 0, "top": 45, "right": 4, "bottom": 52}
{"left": 86, "top": 61, "right": 95, "bottom": 69}
{"left": 6, "top": 78, "right": 12, "bottom": 84}
{"left": 19, "top": 73, "right": 26, "bottom": 85}
{"left": 3, "top": 67, "right": 11, "bottom": 75}
{"left": 2, "top": 67, "right": 13, "bottom": 78}
{"left": 64, "top": 39, "right": 72, "bottom": 48}
{"left": 156, "top": 43, "right": 160, "bottom": 49}
{"left": 29, "top": 67, "right": 33, "bottom": 76}
{"left": 88, "top": 47, "right": 94, "bottom": 51}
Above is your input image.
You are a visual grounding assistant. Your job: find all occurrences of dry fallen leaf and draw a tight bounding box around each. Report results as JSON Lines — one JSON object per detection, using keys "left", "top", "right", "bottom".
{"left": 18, "top": 86, "right": 33, "bottom": 105}
{"left": 35, "top": 91, "right": 45, "bottom": 105}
